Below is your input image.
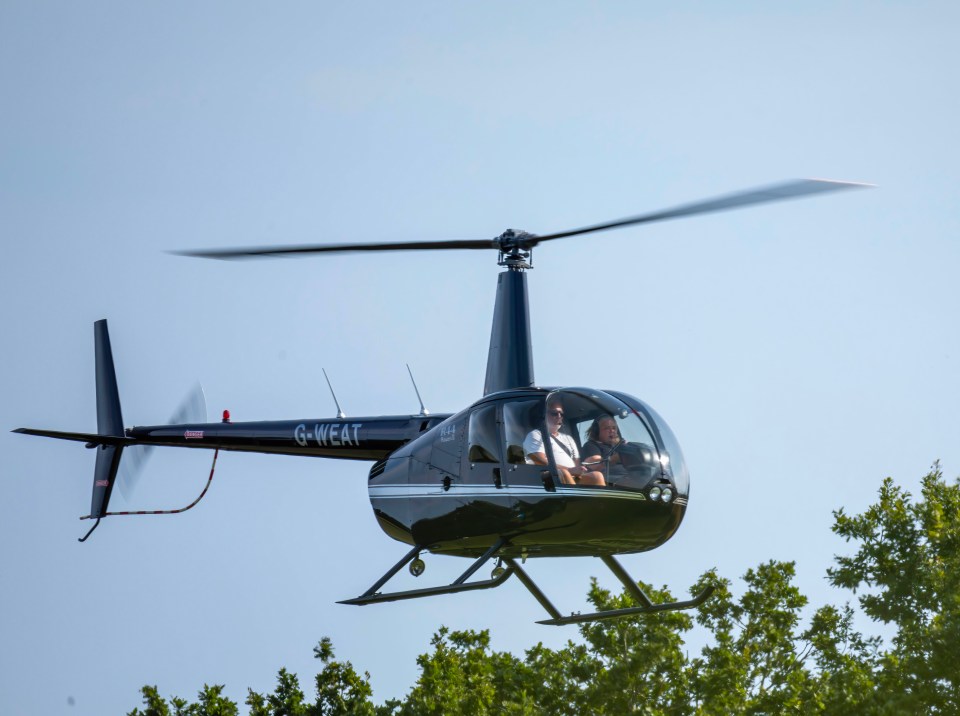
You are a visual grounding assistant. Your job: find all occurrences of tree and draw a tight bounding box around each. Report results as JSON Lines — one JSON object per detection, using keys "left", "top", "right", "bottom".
{"left": 129, "top": 684, "right": 238, "bottom": 716}
{"left": 311, "top": 636, "right": 379, "bottom": 716}
{"left": 246, "top": 668, "right": 308, "bottom": 716}
{"left": 829, "top": 463, "right": 960, "bottom": 714}
{"left": 128, "top": 686, "right": 171, "bottom": 716}
{"left": 399, "top": 627, "right": 533, "bottom": 715}
{"left": 690, "top": 562, "right": 815, "bottom": 714}
{"left": 244, "top": 648, "right": 383, "bottom": 716}
{"left": 799, "top": 602, "right": 877, "bottom": 714}
{"left": 574, "top": 579, "right": 695, "bottom": 714}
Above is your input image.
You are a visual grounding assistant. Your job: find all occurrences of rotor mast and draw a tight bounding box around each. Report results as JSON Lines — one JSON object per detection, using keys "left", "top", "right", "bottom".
{"left": 484, "top": 230, "right": 536, "bottom": 396}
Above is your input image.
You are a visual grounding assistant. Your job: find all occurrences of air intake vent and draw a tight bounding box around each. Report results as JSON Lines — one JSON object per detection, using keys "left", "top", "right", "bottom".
{"left": 368, "top": 459, "right": 387, "bottom": 480}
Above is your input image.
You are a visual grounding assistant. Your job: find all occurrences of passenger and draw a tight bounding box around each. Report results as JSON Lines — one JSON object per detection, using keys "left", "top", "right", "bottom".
{"left": 581, "top": 415, "right": 628, "bottom": 480}
{"left": 524, "top": 400, "right": 605, "bottom": 486}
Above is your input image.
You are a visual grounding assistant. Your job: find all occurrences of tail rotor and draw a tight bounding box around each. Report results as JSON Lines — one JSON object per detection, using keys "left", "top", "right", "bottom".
{"left": 116, "top": 383, "right": 206, "bottom": 500}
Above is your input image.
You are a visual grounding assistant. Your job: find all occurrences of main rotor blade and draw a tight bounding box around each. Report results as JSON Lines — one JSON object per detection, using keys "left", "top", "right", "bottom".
{"left": 173, "top": 238, "right": 496, "bottom": 260}
{"left": 529, "top": 178, "right": 873, "bottom": 245}
{"left": 174, "top": 178, "right": 870, "bottom": 260}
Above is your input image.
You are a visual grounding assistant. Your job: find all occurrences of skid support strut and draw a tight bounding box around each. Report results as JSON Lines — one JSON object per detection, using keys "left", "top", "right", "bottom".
{"left": 534, "top": 554, "right": 716, "bottom": 626}
{"left": 339, "top": 542, "right": 714, "bottom": 625}
{"left": 338, "top": 539, "right": 512, "bottom": 607}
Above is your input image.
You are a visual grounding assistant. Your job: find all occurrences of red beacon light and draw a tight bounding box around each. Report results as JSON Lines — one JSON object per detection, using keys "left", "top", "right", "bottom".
{"left": 222, "top": 409, "right": 231, "bottom": 423}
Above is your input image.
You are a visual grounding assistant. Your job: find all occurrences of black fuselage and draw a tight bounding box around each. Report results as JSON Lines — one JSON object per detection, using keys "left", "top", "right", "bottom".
{"left": 128, "top": 386, "right": 687, "bottom": 559}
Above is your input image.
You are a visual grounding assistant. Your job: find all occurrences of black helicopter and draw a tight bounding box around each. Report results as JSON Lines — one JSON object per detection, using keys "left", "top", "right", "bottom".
{"left": 15, "top": 179, "right": 868, "bottom": 625}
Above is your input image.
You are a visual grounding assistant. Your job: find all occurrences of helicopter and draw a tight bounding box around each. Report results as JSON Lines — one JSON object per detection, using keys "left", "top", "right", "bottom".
{"left": 15, "top": 178, "right": 868, "bottom": 625}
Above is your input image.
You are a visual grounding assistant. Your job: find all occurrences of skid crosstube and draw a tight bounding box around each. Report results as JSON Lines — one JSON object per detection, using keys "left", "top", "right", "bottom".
{"left": 339, "top": 544, "right": 713, "bottom": 625}
{"left": 337, "top": 540, "right": 521, "bottom": 607}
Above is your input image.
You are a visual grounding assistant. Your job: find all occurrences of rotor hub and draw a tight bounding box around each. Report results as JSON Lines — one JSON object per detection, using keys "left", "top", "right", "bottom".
{"left": 496, "top": 229, "right": 535, "bottom": 270}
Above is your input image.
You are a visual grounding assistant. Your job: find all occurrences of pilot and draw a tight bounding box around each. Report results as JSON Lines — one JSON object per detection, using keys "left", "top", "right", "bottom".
{"left": 581, "top": 414, "right": 628, "bottom": 479}
{"left": 524, "top": 400, "right": 605, "bottom": 486}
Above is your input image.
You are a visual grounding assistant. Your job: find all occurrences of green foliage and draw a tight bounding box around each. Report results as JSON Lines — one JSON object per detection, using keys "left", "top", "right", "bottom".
{"left": 800, "top": 603, "right": 877, "bottom": 714}
{"left": 128, "top": 686, "right": 170, "bottom": 716}
{"left": 829, "top": 463, "right": 960, "bottom": 714}
{"left": 129, "top": 684, "right": 238, "bottom": 716}
{"left": 400, "top": 627, "right": 530, "bottom": 715}
{"left": 521, "top": 639, "right": 592, "bottom": 715}
{"left": 576, "top": 578, "right": 694, "bottom": 714}
{"left": 689, "top": 561, "right": 816, "bottom": 714}
{"left": 311, "top": 636, "right": 377, "bottom": 716}
{"left": 243, "top": 646, "right": 379, "bottom": 716}
{"left": 131, "top": 465, "right": 960, "bottom": 715}
{"left": 245, "top": 668, "right": 308, "bottom": 716}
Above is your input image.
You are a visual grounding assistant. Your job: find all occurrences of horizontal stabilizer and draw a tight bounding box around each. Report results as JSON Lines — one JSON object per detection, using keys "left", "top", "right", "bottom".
{"left": 12, "top": 427, "right": 134, "bottom": 447}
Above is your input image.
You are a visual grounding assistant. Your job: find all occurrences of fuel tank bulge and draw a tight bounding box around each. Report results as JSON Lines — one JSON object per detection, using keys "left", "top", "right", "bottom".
{"left": 367, "top": 412, "right": 466, "bottom": 546}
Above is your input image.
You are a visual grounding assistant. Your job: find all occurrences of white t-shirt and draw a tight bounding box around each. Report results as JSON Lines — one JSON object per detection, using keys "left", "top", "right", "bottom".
{"left": 523, "top": 429, "right": 579, "bottom": 468}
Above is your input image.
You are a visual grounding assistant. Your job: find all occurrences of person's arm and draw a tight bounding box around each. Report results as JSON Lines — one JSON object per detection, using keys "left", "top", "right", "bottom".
{"left": 574, "top": 439, "right": 607, "bottom": 486}
{"left": 579, "top": 441, "right": 603, "bottom": 467}
{"left": 528, "top": 451, "right": 549, "bottom": 466}
{"left": 571, "top": 462, "right": 591, "bottom": 478}
{"left": 568, "top": 438, "right": 592, "bottom": 479}
{"left": 524, "top": 430, "right": 548, "bottom": 466}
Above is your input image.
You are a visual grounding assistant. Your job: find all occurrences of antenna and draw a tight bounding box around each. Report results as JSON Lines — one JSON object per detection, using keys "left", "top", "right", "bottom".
{"left": 406, "top": 364, "right": 430, "bottom": 416}
{"left": 322, "top": 368, "right": 346, "bottom": 419}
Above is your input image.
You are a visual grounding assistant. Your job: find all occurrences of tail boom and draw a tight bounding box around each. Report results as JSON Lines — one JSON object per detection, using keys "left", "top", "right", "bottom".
{"left": 126, "top": 414, "right": 451, "bottom": 461}
{"left": 13, "top": 319, "right": 454, "bottom": 540}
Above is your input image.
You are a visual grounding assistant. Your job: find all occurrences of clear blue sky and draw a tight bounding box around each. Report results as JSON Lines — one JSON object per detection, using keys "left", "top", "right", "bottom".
{"left": 3, "top": 2, "right": 958, "bottom": 714}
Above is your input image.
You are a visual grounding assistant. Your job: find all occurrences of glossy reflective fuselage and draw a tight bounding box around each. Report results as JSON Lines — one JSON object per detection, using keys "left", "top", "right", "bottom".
{"left": 368, "top": 387, "right": 689, "bottom": 558}
{"left": 123, "top": 387, "right": 688, "bottom": 560}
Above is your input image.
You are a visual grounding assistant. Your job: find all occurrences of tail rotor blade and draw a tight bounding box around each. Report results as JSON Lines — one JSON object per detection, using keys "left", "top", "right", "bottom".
{"left": 168, "top": 383, "right": 207, "bottom": 425}
{"left": 116, "top": 384, "right": 207, "bottom": 501}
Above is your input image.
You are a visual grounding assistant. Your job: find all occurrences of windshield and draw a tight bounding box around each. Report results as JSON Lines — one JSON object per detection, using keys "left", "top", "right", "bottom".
{"left": 543, "top": 388, "right": 689, "bottom": 496}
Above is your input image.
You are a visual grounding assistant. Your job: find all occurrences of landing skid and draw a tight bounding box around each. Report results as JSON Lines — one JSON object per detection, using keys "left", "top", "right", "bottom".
{"left": 337, "top": 540, "right": 517, "bottom": 607}
{"left": 535, "top": 555, "right": 715, "bottom": 625}
{"left": 339, "top": 544, "right": 715, "bottom": 625}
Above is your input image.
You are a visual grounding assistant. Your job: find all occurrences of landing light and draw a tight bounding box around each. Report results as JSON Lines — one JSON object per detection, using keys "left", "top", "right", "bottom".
{"left": 648, "top": 486, "right": 661, "bottom": 501}
{"left": 661, "top": 487, "right": 673, "bottom": 503}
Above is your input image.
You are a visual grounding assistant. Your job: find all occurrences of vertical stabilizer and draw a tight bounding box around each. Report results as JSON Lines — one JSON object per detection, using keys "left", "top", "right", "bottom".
{"left": 90, "top": 320, "right": 125, "bottom": 519}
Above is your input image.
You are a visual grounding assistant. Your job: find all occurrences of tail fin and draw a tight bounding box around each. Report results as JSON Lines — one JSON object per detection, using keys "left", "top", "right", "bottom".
{"left": 89, "top": 319, "right": 125, "bottom": 521}
{"left": 16, "top": 320, "right": 218, "bottom": 541}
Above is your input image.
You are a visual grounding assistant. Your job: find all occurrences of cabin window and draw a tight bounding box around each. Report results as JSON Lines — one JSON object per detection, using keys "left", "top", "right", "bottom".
{"left": 467, "top": 405, "right": 500, "bottom": 463}
{"left": 502, "top": 400, "right": 541, "bottom": 464}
